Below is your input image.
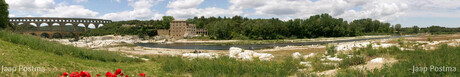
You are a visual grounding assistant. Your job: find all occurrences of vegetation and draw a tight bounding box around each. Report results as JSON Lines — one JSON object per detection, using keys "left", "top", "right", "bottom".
{"left": 84, "top": 16, "right": 174, "bottom": 37}
{"left": 0, "top": 31, "right": 300, "bottom": 76}
{"left": 0, "top": 0, "right": 8, "bottom": 29}
{"left": 337, "top": 45, "right": 460, "bottom": 76}
{"left": 309, "top": 56, "right": 338, "bottom": 72}
{"left": 338, "top": 56, "right": 365, "bottom": 68}
{"left": 191, "top": 14, "right": 395, "bottom": 40}
{"left": 326, "top": 44, "right": 337, "bottom": 56}
{"left": 0, "top": 39, "right": 162, "bottom": 76}
{"left": 399, "top": 25, "right": 460, "bottom": 35}
{"left": 85, "top": 13, "right": 460, "bottom": 40}
{"left": 85, "top": 14, "right": 400, "bottom": 40}
{"left": 154, "top": 56, "right": 299, "bottom": 76}
{"left": 0, "top": 31, "right": 143, "bottom": 62}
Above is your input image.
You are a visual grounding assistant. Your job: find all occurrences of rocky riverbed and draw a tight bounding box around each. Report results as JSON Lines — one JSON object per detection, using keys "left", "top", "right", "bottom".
{"left": 50, "top": 35, "right": 153, "bottom": 48}
{"left": 49, "top": 34, "right": 460, "bottom": 57}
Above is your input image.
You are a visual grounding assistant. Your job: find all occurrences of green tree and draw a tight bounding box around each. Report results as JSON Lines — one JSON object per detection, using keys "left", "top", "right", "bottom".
{"left": 395, "top": 24, "right": 402, "bottom": 32}
{"left": 0, "top": 0, "right": 9, "bottom": 29}
{"left": 412, "top": 26, "right": 419, "bottom": 33}
{"left": 162, "top": 16, "right": 174, "bottom": 29}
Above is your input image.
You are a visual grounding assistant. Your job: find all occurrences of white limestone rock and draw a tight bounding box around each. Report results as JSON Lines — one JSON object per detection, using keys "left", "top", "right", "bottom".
{"left": 292, "top": 52, "right": 302, "bottom": 59}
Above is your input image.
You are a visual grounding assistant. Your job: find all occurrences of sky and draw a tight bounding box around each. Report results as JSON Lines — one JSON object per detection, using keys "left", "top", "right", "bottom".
{"left": 6, "top": 0, "right": 460, "bottom": 28}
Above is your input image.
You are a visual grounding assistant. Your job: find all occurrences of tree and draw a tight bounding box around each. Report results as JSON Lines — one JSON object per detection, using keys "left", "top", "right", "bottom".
{"left": 395, "top": 24, "right": 402, "bottom": 32}
{"left": 412, "top": 26, "right": 419, "bottom": 33}
{"left": 0, "top": 0, "right": 9, "bottom": 29}
{"left": 162, "top": 16, "right": 174, "bottom": 29}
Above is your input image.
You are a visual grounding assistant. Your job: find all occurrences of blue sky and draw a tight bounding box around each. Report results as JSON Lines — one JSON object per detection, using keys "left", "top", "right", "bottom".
{"left": 6, "top": 0, "right": 460, "bottom": 28}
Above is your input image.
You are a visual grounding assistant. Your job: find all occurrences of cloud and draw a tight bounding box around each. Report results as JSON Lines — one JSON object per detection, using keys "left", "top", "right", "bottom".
{"left": 7, "top": 0, "right": 99, "bottom": 18}
{"left": 74, "top": 0, "right": 88, "bottom": 3}
{"left": 167, "top": 0, "right": 204, "bottom": 9}
{"left": 100, "top": 0, "right": 164, "bottom": 21}
{"left": 111, "top": 0, "right": 121, "bottom": 2}
{"left": 42, "top": 5, "right": 99, "bottom": 18}
{"left": 337, "top": 0, "right": 409, "bottom": 22}
{"left": 100, "top": 8, "right": 159, "bottom": 21}
{"left": 165, "top": 0, "right": 242, "bottom": 19}
{"left": 9, "top": 14, "right": 14, "bottom": 17}
{"left": 166, "top": 7, "right": 242, "bottom": 19}
{"left": 229, "top": 0, "right": 266, "bottom": 10}
{"left": 228, "top": 0, "right": 411, "bottom": 22}
{"left": 164, "top": 0, "right": 244, "bottom": 19}
{"left": 253, "top": 0, "right": 308, "bottom": 16}
{"left": 6, "top": 0, "right": 55, "bottom": 12}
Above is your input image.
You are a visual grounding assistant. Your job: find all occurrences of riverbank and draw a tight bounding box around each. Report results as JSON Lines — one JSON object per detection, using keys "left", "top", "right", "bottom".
{"left": 50, "top": 35, "right": 398, "bottom": 56}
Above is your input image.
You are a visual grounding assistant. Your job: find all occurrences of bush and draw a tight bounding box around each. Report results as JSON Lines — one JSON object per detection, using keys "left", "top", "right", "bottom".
{"left": 326, "top": 44, "right": 337, "bottom": 56}
{"left": 310, "top": 57, "right": 337, "bottom": 72}
{"left": 339, "top": 56, "right": 365, "bottom": 68}
{"left": 0, "top": 31, "right": 143, "bottom": 62}
{"left": 397, "top": 37, "right": 405, "bottom": 45}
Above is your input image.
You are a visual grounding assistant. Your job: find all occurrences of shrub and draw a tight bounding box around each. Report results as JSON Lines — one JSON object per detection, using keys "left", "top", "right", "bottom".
{"left": 427, "top": 35, "right": 432, "bottom": 42}
{"left": 339, "top": 56, "right": 365, "bottom": 68}
{"left": 326, "top": 44, "right": 337, "bottom": 56}
{"left": 397, "top": 37, "right": 405, "bottom": 45}
{"left": 311, "top": 59, "right": 337, "bottom": 71}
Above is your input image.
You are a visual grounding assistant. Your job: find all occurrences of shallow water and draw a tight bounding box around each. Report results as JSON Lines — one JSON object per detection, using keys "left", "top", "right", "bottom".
{"left": 136, "top": 36, "right": 413, "bottom": 50}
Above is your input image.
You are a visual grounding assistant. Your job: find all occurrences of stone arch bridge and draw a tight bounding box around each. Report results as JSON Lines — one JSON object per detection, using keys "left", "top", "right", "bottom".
{"left": 8, "top": 17, "right": 112, "bottom": 38}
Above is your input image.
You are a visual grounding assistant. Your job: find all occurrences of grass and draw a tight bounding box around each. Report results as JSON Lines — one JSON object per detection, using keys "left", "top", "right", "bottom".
{"left": 0, "top": 31, "right": 143, "bottom": 62}
{"left": 0, "top": 39, "right": 163, "bottom": 76}
{"left": 0, "top": 31, "right": 303, "bottom": 76}
{"left": 336, "top": 44, "right": 460, "bottom": 76}
{"left": 338, "top": 56, "right": 365, "bottom": 68}
{"left": 151, "top": 56, "right": 300, "bottom": 77}
{"left": 309, "top": 56, "right": 337, "bottom": 72}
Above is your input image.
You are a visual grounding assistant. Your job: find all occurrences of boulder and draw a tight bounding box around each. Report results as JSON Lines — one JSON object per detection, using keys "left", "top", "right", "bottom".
{"left": 292, "top": 52, "right": 302, "bottom": 59}
{"left": 229, "top": 47, "right": 274, "bottom": 61}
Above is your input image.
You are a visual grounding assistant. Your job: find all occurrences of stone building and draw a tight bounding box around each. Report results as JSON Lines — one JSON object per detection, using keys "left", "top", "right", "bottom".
{"left": 157, "top": 20, "right": 207, "bottom": 39}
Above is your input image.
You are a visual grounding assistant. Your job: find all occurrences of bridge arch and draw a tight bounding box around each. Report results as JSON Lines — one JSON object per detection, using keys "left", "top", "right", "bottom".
{"left": 30, "top": 33, "right": 37, "bottom": 36}
{"left": 40, "top": 33, "right": 50, "bottom": 38}
{"left": 52, "top": 33, "right": 62, "bottom": 38}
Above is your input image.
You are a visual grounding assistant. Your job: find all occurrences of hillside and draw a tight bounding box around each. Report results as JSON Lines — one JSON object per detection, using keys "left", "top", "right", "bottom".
{"left": 0, "top": 38, "right": 164, "bottom": 76}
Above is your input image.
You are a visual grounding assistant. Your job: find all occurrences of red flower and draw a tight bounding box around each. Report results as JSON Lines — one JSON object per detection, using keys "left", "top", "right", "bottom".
{"left": 120, "top": 73, "right": 124, "bottom": 76}
{"left": 75, "top": 72, "right": 80, "bottom": 77}
{"left": 97, "top": 74, "right": 100, "bottom": 77}
{"left": 139, "top": 73, "right": 145, "bottom": 77}
{"left": 125, "top": 75, "right": 129, "bottom": 77}
{"left": 80, "top": 71, "right": 86, "bottom": 76}
{"left": 106, "top": 72, "right": 113, "bottom": 77}
{"left": 85, "top": 72, "right": 91, "bottom": 77}
{"left": 63, "top": 72, "right": 69, "bottom": 76}
{"left": 115, "top": 69, "right": 122, "bottom": 75}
